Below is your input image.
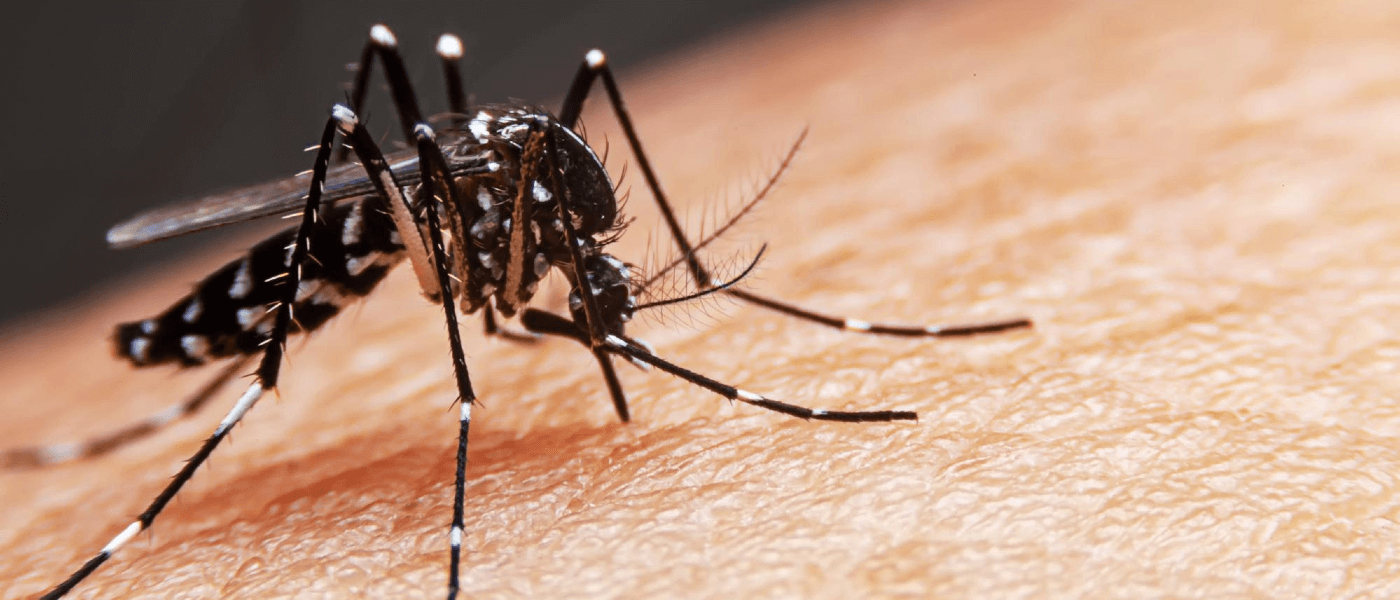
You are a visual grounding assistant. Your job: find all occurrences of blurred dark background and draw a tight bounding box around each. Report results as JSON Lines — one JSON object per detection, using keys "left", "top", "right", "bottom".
{"left": 0, "top": 0, "right": 812, "bottom": 326}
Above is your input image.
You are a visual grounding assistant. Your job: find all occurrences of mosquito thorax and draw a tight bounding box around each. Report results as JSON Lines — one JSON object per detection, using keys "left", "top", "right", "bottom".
{"left": 443, "top": 106, "right": 619, "bottom": 318}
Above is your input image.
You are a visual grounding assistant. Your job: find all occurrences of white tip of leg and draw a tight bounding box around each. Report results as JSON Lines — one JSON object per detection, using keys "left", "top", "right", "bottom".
{"left": 217, "top": 382, "right": 265, "bottom": 435}
{"left": 585, "top": 49, "right": 606, "bottom": 69}
{"left": 148, "top": 403, "right": 186, "bottom": 427}
{"left": 622, "top": 337, "right": 656, "bottom": 372}
{"left": 630, "top": 336, "right": 656, "bottom": 355}
{"left": 843, "top": 319, "right": 873, "bottom": 332}
{"left": 102, "top": 521, "right": 144, "bottom": 554}
{"left": 36, "top": 442, "right": 82, "bottom": 465}
{"left": 437, "top": 34, "right": 463, "bottom": 59}
{"left": 370, "top": 24, "right": 397, "bottom": 48}
{"left": 333, "top": 104, "right": 359, "bottom": 130}
{"left": 414, "top": 123, "right": 435, "bottom": 140}
{"left": 736, "top": 389, "right": 764, "bottom": 402}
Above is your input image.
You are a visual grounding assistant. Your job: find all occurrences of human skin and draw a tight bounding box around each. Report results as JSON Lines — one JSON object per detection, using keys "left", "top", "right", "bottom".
{"left": 4, "top": 0, "right": 1400, "bottom": 598}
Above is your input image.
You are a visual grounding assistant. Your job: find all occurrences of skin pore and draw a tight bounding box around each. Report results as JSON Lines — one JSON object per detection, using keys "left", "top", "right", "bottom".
{"left": 4, "top": 0, "right": 1400, "bottom": 597}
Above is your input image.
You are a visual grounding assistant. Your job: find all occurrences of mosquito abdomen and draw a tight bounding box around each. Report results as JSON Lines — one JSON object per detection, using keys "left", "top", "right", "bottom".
{"left": 114, "top": 198, "right": 406, "bottom": 367}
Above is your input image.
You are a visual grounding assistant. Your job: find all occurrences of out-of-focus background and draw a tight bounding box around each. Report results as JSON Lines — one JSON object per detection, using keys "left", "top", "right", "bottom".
{"left": 0, "top": 0, "right": 813, "bottom": 325}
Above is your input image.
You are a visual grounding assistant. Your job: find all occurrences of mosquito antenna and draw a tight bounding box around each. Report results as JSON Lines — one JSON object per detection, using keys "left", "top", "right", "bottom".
{"left": 636, "top": 244, "right": 766, "bottom": 311}
{"left": 641, "top": 127, "right": 805, "bottom": 290}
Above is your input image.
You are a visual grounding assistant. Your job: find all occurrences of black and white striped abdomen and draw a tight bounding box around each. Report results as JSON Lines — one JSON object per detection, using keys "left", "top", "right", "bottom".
{"left": 115, "top": 198, "right": 406, "bottom": 367}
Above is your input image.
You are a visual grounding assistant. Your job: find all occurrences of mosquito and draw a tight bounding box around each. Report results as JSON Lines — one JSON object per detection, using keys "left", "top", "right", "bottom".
{"left": 11, "top": 25, "right": 1032, "bottom": 599}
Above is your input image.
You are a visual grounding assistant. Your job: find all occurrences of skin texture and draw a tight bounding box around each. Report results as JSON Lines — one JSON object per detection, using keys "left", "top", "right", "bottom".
{"left": 4, "top": 0, "right": 1400, "bottom": 597}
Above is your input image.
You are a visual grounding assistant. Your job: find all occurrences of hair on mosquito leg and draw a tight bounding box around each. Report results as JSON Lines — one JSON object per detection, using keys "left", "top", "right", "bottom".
{"left": 3, "top": 356, "right": 254, "bottom": 469}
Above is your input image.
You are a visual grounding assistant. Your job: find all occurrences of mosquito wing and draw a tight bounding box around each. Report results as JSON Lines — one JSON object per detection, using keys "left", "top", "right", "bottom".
{"left": 106, "top": 145, "right": 489, "bottom": 249}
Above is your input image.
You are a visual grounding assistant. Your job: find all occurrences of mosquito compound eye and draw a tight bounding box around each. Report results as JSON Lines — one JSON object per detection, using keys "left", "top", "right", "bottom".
{"left": 551, "top": 124, "right": 617, "bottom": 235}
{"left": 436, "top": 34, "right": 463, "bottom": 60}
{"left": 568, "top": 254, "right": 632, "bottom": 333}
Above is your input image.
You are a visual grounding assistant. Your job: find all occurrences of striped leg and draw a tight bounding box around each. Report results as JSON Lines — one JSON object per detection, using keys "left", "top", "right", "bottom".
{"left": 436, "top": 33, "right": 468, "bottom": 118}
{"left": 603, "top": 333, "right": 916, "bottom": 422}
{"left": 326, "top": 26, "right": 489, "bottom": 588}
{"left": 39, "top": 115, "right": 341, "bottom": 600}
{"left": 556, "top": 50, "right": 1032, "bottom": 337}
{"left": 4, "top": 356, "right": 250, "bottom": 469}
{"left": 334, "top": 24, "right": 426, "bottom": 163}
{"left": 409, "top": 123, "right": 478, "bottom": 600}
{"left": 519, "top": 308, "right": 915, "bottom": 423}
{"left": 336, "top": 107, "right": 480, "bottom": 600}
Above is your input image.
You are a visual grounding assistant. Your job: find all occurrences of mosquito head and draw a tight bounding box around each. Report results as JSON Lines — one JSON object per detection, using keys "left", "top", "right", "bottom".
{"left": 568, "top": 253, "right": 637, "bottom": 336}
